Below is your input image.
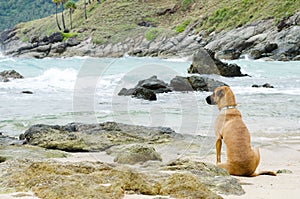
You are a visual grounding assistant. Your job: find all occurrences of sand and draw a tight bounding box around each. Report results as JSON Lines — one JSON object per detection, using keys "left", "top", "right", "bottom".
{"left": 1, "top": 139, "right": 299, "bottom": 199}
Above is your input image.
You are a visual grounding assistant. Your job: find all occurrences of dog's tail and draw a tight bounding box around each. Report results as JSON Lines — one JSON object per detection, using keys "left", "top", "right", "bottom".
{"left": 250, "top": 171, "right": 277, "bottom": 177}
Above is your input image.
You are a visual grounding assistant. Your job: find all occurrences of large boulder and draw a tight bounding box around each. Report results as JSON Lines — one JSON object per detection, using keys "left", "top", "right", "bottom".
{"left": 188, "top": 48, "right": 247, "bottom": 77}
{"left": 188, "top": 48, "right": 220, "bottom": 75}
{"left": 170, "top": 75, "right": 227, "bottom": 92}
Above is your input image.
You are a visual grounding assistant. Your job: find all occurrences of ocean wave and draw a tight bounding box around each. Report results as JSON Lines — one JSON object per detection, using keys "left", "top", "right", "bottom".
{"left": 0, "top": 67, "right": 78, "bottom": 91}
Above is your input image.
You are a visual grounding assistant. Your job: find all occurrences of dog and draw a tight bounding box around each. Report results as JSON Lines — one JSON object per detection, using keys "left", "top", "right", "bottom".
{"left": 206, "top": 86, "right": 276, "bottom": 177}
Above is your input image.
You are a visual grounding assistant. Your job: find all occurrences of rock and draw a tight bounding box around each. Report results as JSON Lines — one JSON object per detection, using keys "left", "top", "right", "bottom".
{"left": 137, "top": 75, "right": 170, "bottom": 93}
{"left": 264, "top": 43, "right": 278, "bottom": 53}
{"left": 66, "top": 37, "right": 80, "bottom": 47}
{"left": 169, "top": 76, "right": 193, "bottom": 91}
{"left": 252, "top": 83, "right": 274, "bottom": 88}
{"left": 21, "top": 91, "right": 34, "bottom": 94}
{"left": 0, "top": 156, "right": 6, "bottom": 163}
{"left": 188, "top": 48, "right": 220, "bottom": 75}
{"left": 117, "top": 88, "right": 135, "bottom": 96}
{"left": 160, "top": 173, "right": 222, "bottom": 199}
{"left": 163, "top": 159, "right": 245, "bottom": 195}
{"left": 0, "top": 70, "right": 24, "bottom": 82}
{"left": 29, "top": 35, "right": 39, "bottom": 43}
{"left": 132, "top": 87, "right": 157, "bottom": 101}
{"left": 48, "top": 32, "right": 63, "bottom": 43}
{"left": 0, "top": 159, "right": 241, "bottom": 199}
{"left": 292, "top": 55, "right": 300, "bottom": 61}
{"left": 170, "top": 76, "right": 227, "bottom": 92}
{"left": 0, "top": 28, "right": 17, "bottom": 43}
{"left": 249, "top": 49, "right": 263, "bottom": 59}
{"left": 276, "top": 169, "right": 293, "bottom": 174}
{"left": 113, "top": 144, "right": 162, "bottom": 164}
{"left": 118, "top": 76, "right": 171, "bottom": 101}
{"left": 215, "top": 49, "right": 241, "bottom": 60}
{"left": 189, "top": 76, "right": 228, "bottom": 91}
{"left": 188, "top": 48, "right": 246, "bottom": 77}
{"left": 50, "top": 42, "right": 67, "bottom": 54}
{"left": 23, "top": 122, "right": 176, "bottom": 152}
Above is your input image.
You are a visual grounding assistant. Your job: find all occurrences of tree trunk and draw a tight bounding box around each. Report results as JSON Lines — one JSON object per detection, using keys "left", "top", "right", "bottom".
{"left": 61, "top": 4, "right": 67, "bottom": 32}
{"left": 84, "top": 0, "right": 87, "bottom": 19}
{"left": 55, "top": 6, "right": 62, "bottom": 30}
{"left": 69, "top": 9, "right": 73, "bottom": 29}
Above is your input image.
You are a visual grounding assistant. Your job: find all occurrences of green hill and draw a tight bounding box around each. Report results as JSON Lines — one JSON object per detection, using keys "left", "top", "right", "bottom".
{"left": 0, "top": 0, "right": 78, "bottom": 32}
{"left": 13, "top": 0, "right": 300, "bottom": 46}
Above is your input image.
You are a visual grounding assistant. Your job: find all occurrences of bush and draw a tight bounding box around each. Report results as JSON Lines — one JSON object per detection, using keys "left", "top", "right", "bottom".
{"left": 175, "top": 20, "right": 191, "bottom": 33}
{"left": 145, "top": 28, "right": 162, "bottom": 41}
{"left": 61, "top": 32, "right": 78, "bottom": 41}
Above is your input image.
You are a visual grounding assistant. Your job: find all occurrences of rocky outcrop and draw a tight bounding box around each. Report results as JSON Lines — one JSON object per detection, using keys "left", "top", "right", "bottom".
{"left": 119, "top": 75, "right": 227, "bottom": 100}
{"left": 205, "top": 13, "right": 300, "bottom": 61}
{"left": 22, "top": 122, "right": 177, "bottom": 152}
{"left": 0, "top": 30, "right": 80, "bottom": 58}
{"left": 170, "top": 75, "right": 227, "bottom": 92}
{"left": 0, "top": 122, "right": 246, "bottom": 198}
{"left": 2, "top": 12, "right": 300, "bottom": 60}
{"left": 0, "top": 70, "right": 24, "bottom": 82}
{"left": 0, "top": 158, "right": 244, "bottom": 198}
{"left": 118, "top": 75, "right": 172, "bottom": 101}
{"left": 188, "top": 48, "right": 247, "bottom": 77}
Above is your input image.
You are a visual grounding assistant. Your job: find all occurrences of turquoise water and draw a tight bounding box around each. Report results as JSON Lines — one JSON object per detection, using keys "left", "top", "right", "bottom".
{"left": 0, "top": 55, "right": 299, "bottom": 145}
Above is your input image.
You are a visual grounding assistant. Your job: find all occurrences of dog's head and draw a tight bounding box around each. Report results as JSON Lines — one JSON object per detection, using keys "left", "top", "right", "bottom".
{"left": 206, "top": 86, "right": 237, "bottom": 109}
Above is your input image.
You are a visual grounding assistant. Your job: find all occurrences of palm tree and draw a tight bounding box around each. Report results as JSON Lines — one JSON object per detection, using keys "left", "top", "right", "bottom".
{"left": 61, "top": 0, "right": 69, "bottom": 32}
{"left": 52, "top": 0, "right": 62, "bottom": 30}
{"left": 65, "top": 1, "right": 77, "bottom": 30}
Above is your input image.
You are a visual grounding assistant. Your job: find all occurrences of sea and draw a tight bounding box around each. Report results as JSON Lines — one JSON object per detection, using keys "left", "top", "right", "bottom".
{"left": 0, "top": 53, "right": 299, "bottom": 146}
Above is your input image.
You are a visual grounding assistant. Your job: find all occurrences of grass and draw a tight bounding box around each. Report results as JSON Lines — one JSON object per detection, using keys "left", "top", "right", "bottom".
{"left": 175, "top": 19, "right": 191, "bottom": 33}
{"left": 15, "top": 0, "right": 300, "bottom": 45}
{"left": 145, "top": 28, "right": 163, "bottom": 41}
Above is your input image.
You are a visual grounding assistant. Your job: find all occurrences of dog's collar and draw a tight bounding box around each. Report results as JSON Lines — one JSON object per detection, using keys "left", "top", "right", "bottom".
{"left": 219, "top": 106, "right": 236, "bottom": 111}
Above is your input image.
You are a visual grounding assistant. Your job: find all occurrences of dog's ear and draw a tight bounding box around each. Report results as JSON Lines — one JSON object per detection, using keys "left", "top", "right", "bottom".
{"left": 216, "top": 89, "right": 225, "bottom": 98}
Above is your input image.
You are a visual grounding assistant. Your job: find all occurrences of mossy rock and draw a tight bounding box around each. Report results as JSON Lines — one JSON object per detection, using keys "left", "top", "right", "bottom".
{"left": 114, "top": 144, "right": 162, "bottom": 165}
{"left": 160, "top": 173, "right": 222, "bottom": 199}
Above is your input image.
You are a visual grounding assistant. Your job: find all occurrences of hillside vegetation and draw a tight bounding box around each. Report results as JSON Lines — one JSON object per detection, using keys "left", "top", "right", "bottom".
{"left": 13, "top": 0, "right": 300, "bottom": 45}
{"left": 0, "top": 0, "right": 76, "bottom": 31}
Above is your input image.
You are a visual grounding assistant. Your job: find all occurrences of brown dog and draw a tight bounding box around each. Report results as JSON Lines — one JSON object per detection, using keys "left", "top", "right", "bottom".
{"left": 206, "top": 86, "right": 276, "bottom": 177}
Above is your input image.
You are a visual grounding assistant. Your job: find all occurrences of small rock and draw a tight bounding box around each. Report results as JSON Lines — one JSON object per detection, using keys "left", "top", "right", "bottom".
{"left": 21, "top": 91, "right": 33, "bottom": 94}
{"left": 276, "top": 169, "right": 293, "bottom": 174}
{"left": 0, "top": 156, "right": 6, "bottom": 163}
{"left": 252, "top": 83, "right": 274, "bottom": 88}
